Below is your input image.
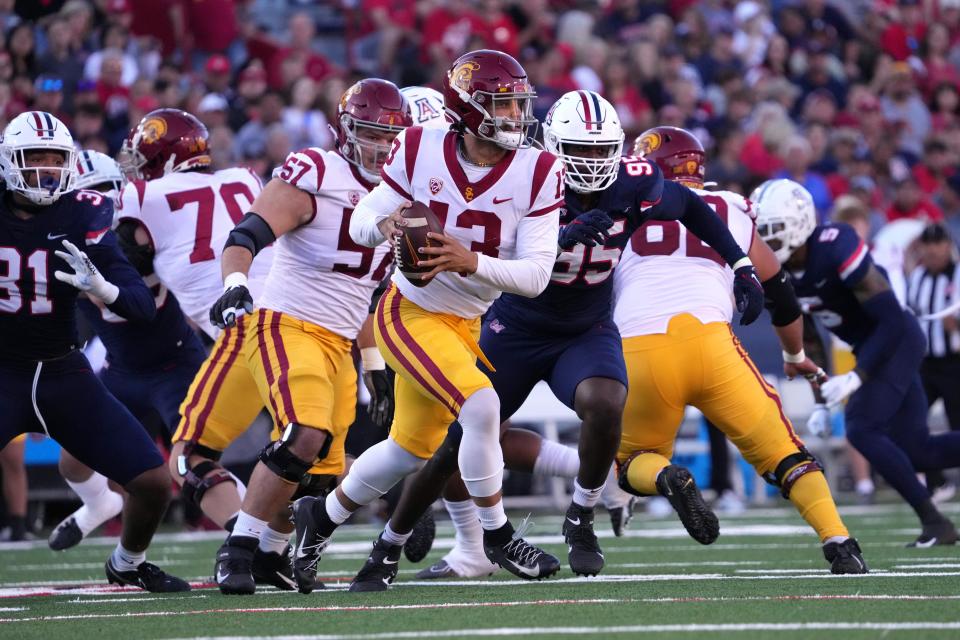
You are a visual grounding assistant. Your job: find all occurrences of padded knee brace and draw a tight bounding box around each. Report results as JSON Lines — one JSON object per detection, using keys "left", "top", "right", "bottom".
{"left": 762, "top": 447, "right": 823, "bottom": 499}
{"left": 259, "top": 423, "right": 330, "bottom": 483}
{"left": 176, "top": 457, "right": 237, "bottom": 506}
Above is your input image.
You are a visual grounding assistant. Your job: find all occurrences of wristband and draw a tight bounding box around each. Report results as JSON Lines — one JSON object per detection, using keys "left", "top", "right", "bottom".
{"left": 361, "top": 347, "right": 386, "bottom": 371}
{"left": 223, "top": 272, "right": 248, "bottom": 290}
{"left": 782, "top": 349, "right": 806, "bottom": 364}
{"left": 732, "top": 257, "right": 753, "bottom": 271}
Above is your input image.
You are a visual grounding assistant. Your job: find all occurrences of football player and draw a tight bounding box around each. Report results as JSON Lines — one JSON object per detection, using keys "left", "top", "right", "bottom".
{"left": 613, "top": 130, "right": 865, "bottom": 573}
{"left": 207, "top": 79, "right": 408, "bottom": 595}
{"left": 116, "top": 109, "right": 271, "bottom": 541}
{"left": 48, "top": 151, "right": 208, "bottom": 552}
{"left": 289, "top": 49, "right": 568, "bottom": 589}
{"left": 0, "top": 112, "right": 188, "bottom": 591}
{"left": 755, "top": 178, "right": 960, "bottom": 547}
{"left": 346, "top": 93, "right": 768, "bottom": 586}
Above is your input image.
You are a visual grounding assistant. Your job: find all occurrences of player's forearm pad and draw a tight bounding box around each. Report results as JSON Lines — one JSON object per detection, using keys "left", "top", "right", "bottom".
{"left": 224, "top": 212, "right": 276, "bottom": 257}
{"left": 762, "top": 268, "right": 802, "bottom": 327}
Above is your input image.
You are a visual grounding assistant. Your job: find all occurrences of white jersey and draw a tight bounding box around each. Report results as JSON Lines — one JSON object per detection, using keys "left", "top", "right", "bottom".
{"left": 614, "top": 188, "right": 755, "bottom": 337}
{"left": 354, "top": 126, "right": 563, "bottom": 318}
{"left": 116, "top": 167, "right": 272, "bottom": 338}
{"left": 258, "top": 148, "right": 391, "bottom": 339}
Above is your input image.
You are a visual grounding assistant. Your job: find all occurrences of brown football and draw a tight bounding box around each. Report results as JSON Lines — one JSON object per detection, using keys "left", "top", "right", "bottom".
{"left": 395, "top": 201, "right": 445, "bottom": 287}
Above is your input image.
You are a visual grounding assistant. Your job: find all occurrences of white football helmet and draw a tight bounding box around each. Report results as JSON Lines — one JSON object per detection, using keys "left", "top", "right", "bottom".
{"left": 543, "top": 91, "right": 624, "bottom": 193}
{"left": 74, "top": 150, "right": 124, "bottom": 202}
{"left": 0, "top": 111, "right": 77, "bottom": 205}
{"left": 751, "top": 179, "right": 817, "bottom": 263}
{"left": 401, "top": 86, "right": 448, "bottom": 130}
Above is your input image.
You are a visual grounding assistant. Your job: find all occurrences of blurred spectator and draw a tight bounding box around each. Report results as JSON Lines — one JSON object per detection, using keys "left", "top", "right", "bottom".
{"left": 60, "top": 0, "right": 96, "bottom": 55}
{"left": 208, "top": 124, "right": 237, "bottom": 171}
{"left": 83, "top": 25, "right": 138, "bottom": 87}
{"left": 7, "top": 22, "right": 35, "bottom": 77}
{"left": 33, "top": 74, "right": 70, "bottom": 126}
{"left": 422, "top": 0, "right": 484, "bottom": 68}
{"left": 887, "top": 176, "right": 945, "bottom": 223}
{"left": 197, "top": 93, "right": 229, "bottom": 129}
{"left": 921, "top": 23, "right": 960, "bottom": 98}
{"left": 694, "top": 24, "right": 741, "bottom": 87}
{"left": 937, "top": 174, "right": 960, "bottom": 243}
{"left": 705, "top": 126, "right": 749, "bottom": 194}
{"left": 129, "top": 0, "right": 183, "bottom": 59}
{"left": 930, "top": 81, "right": 960, "bottom": 132}
{"left": 349, "top": 0, "right": 417, "bottom": 77}
{"left": 263, "top": 122, "right": 291, "bottom": 181}
{"left": 603, "top": 55, "right": 651, "bottom": 137}
{"left": 281, "top": 77, "right": 332, "bottom": 152}
{"left": 739, "top": 101, "right": 792, "bottom": 178}
{"left": 246, "top": 11, "right": 338, "bottom": 91}
{"left": 228, "top": 62, "right": 268, "bottom": 132}
{"left": 732, "top": 1, "right": 772, "bottom": 70}
{"left": 182, "top": 0, "right": 240, "bottom": 70}
{"left": 203, "top": 55, "right": 233, "bottom": 96}
{"left": 879, "top": 0, "right": 926, "bottom": 61}
{"left": 774, "top": 134, "right": 833, "bottom": 219}
{"left": 881, "top": 62, "right": 931, "bottom": 158}
{"left": 235, "top": 90, "right": 284, "bottom": 162}
{"left": 570, "top": 37, "right": 607, "bottom": 94}
{"left": 913, "top": 139, "right": 956, "bottom": 196}
{"left": 595, "top": 0, "right": 657, "bottom": 45}
{"left": 34, "top": 16, "right": 83, "bottom": 110}
{"left": 481, "top": 0, "right": 519, "bottom": 59}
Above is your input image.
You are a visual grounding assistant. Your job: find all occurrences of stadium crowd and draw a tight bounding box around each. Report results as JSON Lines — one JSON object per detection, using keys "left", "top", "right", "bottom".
{"left": 0, "top": 0, "right": 959, "bottom": 545}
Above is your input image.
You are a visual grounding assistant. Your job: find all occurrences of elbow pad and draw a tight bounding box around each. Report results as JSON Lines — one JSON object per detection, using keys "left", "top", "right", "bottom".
{"left": 762, "top": 269, "right": 802, "bottom": 327}
{"left": 225, "top": 212, "right": 276, "bottom": 257}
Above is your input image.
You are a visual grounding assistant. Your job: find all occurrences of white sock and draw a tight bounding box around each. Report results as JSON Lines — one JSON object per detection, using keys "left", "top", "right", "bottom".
{"left": 476, "top": 500, "right": 508, "bottom": 531}
{"left": 533, "top": 440, "right": 579, "bottom": 478}
{"left": 444, "top": 498, "right": 482, "bottom": 545}
{"left": 381, "top": 521, "right": 412, "bottom": 546}
{"left": 856, "top": 479, "right": 875, "bottom": 495}
{"left": 66, "top": 472, "right": 111, "bottom": 504}
{"left": 325, "top": 492, "right": 355, "bottom": 525}
{"left": 111, "top": 543, "right": 146, "bottom": 572}
{"left": 232, "top": 511, "right": 268, "bottom": 540}
{"left": 66, "top": 473, "right": 123, "bottom": 535}
{"left": 457, "top": 388, "right": 504, "bottom": 498}
{"left": 824, "top": 535, "right": 849, "bottom": 546}
{"left": 572, "top": 478, "right": 604, "bottom": 509}
{"left": 258, "top": 525, "right": 291, "bottom": 554}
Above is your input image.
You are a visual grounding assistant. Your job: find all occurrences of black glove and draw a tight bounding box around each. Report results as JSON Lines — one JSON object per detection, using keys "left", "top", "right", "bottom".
{"left": 209, "top": 285, "right": 253, "bottom": 329}
{"left": 733, "top": 264, "right": 764, "bottom": 326}
{"left": 363, "top": 367, "right": 395, "bottom": 427}
{"left": 558, "top": 209, "right": 614, "bottom": 250}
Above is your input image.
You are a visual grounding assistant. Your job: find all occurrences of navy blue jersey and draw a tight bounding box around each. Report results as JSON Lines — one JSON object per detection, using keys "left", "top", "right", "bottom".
{"left": 789, "top": 223, "right": 898, "bottom": 348}
{"left": 0, "top": 188, "right": 155, "bottom": 361}
{"left": 78, "top": 277, "right": 201, "bottom": 372}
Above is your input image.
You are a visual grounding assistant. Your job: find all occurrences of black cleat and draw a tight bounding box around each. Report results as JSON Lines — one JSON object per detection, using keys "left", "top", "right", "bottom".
{"left": 908, "top": 520, "right": 959, "bottom": 548}
{"left": 48, "top": 517, "right": 83, "bottom": 551}
{"left": 608, "top": 496, "right": 637, "bottom": 537}
{"left": 823, "top": 537, "right": 868, "bottom": 574}
{"left": 252, "top": 545, "right": 302, "bottom": 591}
{"left": 403, "top": 510, "right": 436, "bottom": 563}
{"left": 656, "top": 465, "right": 719, "bottom": 545}
{"left": 105, "top": 558, "right": 191, "bottom": 593}
{"left": 215, "top": 535, "right": 257, "bottom": 595}
{"left": 350, "top": 534, "right": 402, "bottom": 592}
{"left": 291, "top": 496, "right": 335, "bottom": 594}
{"left": 562, "top": 504, "right": 604, "bottom": 576}
{"left": 483, "top": 518, "right": 560, "bottom": 581}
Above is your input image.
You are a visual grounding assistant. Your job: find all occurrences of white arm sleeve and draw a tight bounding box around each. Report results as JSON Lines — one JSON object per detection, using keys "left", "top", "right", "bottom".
{"left": 349, "top": 180, "right": 409, "bottom": 247}
{"left": 471, "top": 209, "right": 560, "bottom": 297}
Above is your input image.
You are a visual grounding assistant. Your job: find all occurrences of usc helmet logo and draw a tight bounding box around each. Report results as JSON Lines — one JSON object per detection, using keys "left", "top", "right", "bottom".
{"left": 140, "top": 117, "right": 167, "bottom": 144}
{"left": 450, "top": 61, "right": 480, "bottom": 92}
{"left": 636, "top": 131, "right": 661, "bottom": 156}
{"left": 340, "top": 82, "right": 363, "bottom": 110}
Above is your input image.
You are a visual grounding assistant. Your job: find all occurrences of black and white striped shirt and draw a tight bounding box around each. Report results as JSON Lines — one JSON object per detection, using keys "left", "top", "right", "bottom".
{"left": 908, "top": 262, "right": 960, "bottom": 358}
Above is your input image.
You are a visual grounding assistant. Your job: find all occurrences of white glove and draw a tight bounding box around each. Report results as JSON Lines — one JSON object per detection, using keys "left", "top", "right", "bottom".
{"left": 806, "top": 403, "right": 831, "bottom": 438}
{"left": 54, "top": 239, "right": 119, "bottom": 304}
{"left": 820, "top": 371, "right": 862, "bottom": 407}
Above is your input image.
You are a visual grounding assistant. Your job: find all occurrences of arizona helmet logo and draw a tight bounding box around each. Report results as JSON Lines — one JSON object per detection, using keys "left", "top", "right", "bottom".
{"left": 140, "top": 117, "right": 167, "bottom": 144}
{"left": 636, "top": 131, "right": 661, "bottom": 155}
{"left": 429, "top": 177, "right": 443, "bottom": 195}
{"left": 450, "top": 61, "right": 480, "bottom": 93}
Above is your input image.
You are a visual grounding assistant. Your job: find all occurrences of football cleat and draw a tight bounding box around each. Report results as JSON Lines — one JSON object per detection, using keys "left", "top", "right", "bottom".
{"left": 215, "top": 535, "right": 257, "bottom": 595}
{"left": 290, "top": 496, "right": 335, "bottom": 594}
{"left": 350, "top": 534, "right": 403, "bottom": 592}
{"left": 415, "top": 551, "right": 499, "bottom": 579}
{"left": 823, "top": 537, "right": 868, "bottom": 574}
{"left": 415, "top": 558, "right": 459, "bottom": 579}
{"left": 48, "top": 517, "right": 84, "bottom": 551}
{"left": 907, "top": 520, "right": 959, "bottom": 548}
{"left": 252, "top": 545, "right": 302, "bottom": 591}
{"left": 607, "top": 496, "right": 637, "bottom": 537}
{"left": 403, "top": 510, "right": 436, "bottom": 563}
{"left": 656, "top": 465, "right": 719, "bottom": 545}
{"left": 483, "top": 517, "right": 560, "bottom": 581}
{"left": 562, "top": 503, "right": 604, "bottom": 576}
{"left": 105, "top": 558, "right": 191, "bottom": 593}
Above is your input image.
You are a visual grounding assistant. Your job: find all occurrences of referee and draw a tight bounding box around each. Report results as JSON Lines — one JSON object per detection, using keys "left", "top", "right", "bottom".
{"left": 907, "top": 223, "right": 960, "bottom": 499}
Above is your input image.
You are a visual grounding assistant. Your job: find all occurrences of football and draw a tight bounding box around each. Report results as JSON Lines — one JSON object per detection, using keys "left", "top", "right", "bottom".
{"left": 396, "top": 201, "right": 444, "bottom": 287}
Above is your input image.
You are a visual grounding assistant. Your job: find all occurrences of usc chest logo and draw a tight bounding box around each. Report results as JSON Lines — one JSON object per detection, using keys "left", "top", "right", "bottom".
{"left": 464, "top": 186, "right": 474, "bottom": 201}
{"left": 140, "top": 117, "right": 167, "bottom": 144}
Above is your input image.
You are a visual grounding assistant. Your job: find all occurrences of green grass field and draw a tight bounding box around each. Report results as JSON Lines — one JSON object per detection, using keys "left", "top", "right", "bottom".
{"left": 1, "top": 501, "right": 959, "bottom": 639}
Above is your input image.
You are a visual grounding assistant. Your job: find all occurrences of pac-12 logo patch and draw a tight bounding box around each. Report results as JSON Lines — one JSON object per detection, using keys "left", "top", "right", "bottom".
{"left": 349, "top": 191, "right": 362, "bottom": 205}
{"left": 429, "top": 177, "right": 443, "bottom": 195}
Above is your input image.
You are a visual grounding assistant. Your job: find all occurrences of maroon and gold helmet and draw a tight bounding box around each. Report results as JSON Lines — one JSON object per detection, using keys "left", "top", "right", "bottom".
{"left": 335, "top": 78, "right": 411, "bottom": 183}
{"left": 444, "top": 49, "right": 537, "bottom": 150}
{"left": 633, "top": 126, "right": 706, "bottom": 187}
{"left": 120, "top": 109, "right": 211, "bottom": 181}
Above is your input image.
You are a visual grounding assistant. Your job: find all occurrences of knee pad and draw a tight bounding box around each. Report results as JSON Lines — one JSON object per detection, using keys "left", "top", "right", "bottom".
{"left": 175, "top": 457, "right": 237, "bottom": 506}
{"left": 291, "top": 473, "right": 337, "bottom": 501}
{"left": 340, "top": 438, "right": 425, "bottom": 506}
{"left": 762, "top": 447, "right": 823, "bottom": 499}
{"left": 259, "top": 423, "right": 325, "bottom": 484}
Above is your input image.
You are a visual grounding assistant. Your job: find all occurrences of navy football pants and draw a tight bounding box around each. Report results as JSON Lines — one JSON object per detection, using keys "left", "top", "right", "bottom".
{"left": 0, "top": 351, "right": 165, "bottom": 486}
